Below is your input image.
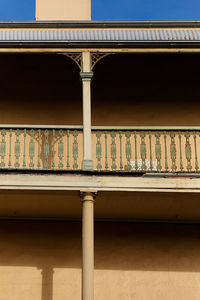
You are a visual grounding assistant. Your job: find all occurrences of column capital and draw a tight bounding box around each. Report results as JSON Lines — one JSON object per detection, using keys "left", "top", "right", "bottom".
{"left": 80, "top": 72, "right": 94, "bottom": 81}
{"left": 80, "top": 190, "right": 98, "bottom": 202}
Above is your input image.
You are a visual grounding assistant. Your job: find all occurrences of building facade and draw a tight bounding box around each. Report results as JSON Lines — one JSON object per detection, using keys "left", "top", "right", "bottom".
{"left": 0, "top": 6, "right": 200, "bottom": 300}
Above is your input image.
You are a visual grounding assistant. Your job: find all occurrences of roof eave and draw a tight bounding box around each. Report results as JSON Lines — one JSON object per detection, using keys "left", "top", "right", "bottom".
{"left": 1, "top": 20, "right": 200, "bottom": 29}
{"left": 0, "top": 40, "right": 200, "bottom": 49}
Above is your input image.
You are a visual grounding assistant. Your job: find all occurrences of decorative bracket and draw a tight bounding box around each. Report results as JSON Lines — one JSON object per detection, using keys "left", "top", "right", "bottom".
{"left": 62, "top": 53, "right": 82, "bottom": 70}
{"left": 90, "top": 53, "right": 110, "bottom": 70}
{"left": 61, "top": 52, "right": 111, "bottom": 71}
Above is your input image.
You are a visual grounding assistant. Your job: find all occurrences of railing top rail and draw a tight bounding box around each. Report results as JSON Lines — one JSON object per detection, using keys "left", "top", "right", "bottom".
{"left": 0, "top": 125, "right": 200, "bottom": 131}
{"left": 91, "top": 126, "right": 200, "bottom": 131}
{"left": 0, "top": 124, "right": 83, "bottom": 130}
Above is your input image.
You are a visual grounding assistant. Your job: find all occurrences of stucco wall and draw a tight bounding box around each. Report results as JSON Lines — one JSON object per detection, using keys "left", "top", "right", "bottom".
{"left": 36, "top": 0, "right": 91, "bottom": 21}
{"left": 0, "top": 221, "right": 200, "bottom": 300}
{"left": 2, "top": 190, "right": 200, "bottom": 222}
{"left": 0, "top": 53, "right": 200, "bottom": 127}
{"left": 0, "top": 54, "right": 82, "bottom": 125}
{"left": 92, "top": 53, "right": 200, "bottom": 126}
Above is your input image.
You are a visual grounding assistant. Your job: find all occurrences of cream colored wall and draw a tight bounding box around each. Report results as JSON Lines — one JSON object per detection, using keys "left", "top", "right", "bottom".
{"left": 0, "top": 53, "right": 200, "bottom": 126}
{"left": 0, "top": 54, "right": 82, "bottom": 125}
{"left": 36, "top": 0, "right": 91, "bottom": 21}
{"left": 2, "top": 190, "right": 200, "bottom": 222}
{"left": 0, "top": 53, "right": 200, "bottom": 173}
{"left": 0, "top": 220, "right": 200, "bottom": 300}
{"left": 92, "top": 53, "right": 200, "bottom": 126}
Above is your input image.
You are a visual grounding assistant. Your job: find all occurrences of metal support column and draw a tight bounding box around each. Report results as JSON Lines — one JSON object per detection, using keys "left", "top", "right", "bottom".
{"left": 81, "top": 191, "right": 95, "bottom": 300}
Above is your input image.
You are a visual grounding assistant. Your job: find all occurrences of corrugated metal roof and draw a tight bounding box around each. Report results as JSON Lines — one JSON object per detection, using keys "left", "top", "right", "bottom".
{"left": 0, "top": 29, "right": 200, "bottom": 42}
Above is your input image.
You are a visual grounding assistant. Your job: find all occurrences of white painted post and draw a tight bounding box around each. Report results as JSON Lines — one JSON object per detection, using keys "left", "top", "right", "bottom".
{"left": 81, "top": 192, "right": 95, "bottom": 300}
{"left": 80, "top": 52, "right": 94, "bottom": 171}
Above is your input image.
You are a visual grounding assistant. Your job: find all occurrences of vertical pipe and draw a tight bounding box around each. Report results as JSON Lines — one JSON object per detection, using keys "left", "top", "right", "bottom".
{"left": 81, "top": 192, "right": 95, "bottom": 300}
{"left": 80, "top": 52, "right": 94, "bottom": 171}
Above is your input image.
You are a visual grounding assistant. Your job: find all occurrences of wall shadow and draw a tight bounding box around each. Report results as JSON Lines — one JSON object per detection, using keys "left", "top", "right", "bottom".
{"left": 92, "top": 53, "right": 200, "bottom": 126}
{"left": 0, "top": 54, "right": 82, "bottom": 125}
{"left": 0, "top": 221, "right": 200, "bottom": 299}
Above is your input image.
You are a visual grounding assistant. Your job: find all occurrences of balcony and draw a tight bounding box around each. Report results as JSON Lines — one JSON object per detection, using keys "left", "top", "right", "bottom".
{"left": 0, "top": 125, "right": 199, "bottom": 174}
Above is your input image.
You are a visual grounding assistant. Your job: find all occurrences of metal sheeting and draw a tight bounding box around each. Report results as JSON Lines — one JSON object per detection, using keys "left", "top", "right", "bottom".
{"left": 0, "top": 29, "right": 200, "bottom": 42}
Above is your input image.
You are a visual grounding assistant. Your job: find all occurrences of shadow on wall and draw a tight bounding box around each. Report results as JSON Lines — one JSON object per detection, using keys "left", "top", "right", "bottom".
{"left": 92, "top": 53, "right": 200, "bottom": 126}
{"left": 0, "top": 221, "right": 200, "bottom": 299}
{"left": 0, "top": 54, "right": 82, "bottom": 125}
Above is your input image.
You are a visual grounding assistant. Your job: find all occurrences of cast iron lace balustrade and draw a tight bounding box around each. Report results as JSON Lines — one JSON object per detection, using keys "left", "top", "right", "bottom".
{"left": 0, "top": 125, "right": 83, "bottom": 171}
{"left": 1, "top": 125, "right": 200, "bottom": 173}
{"left": 92, "top": 127, "right": 200, "bottom": 173}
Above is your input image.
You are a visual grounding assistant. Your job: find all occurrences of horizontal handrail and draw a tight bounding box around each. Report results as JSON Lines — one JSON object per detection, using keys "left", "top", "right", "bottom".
{"left": 91, "top": 126, "right": 200, "bottom": 131}
{"left": 0, "top": 124, "right": 83, "bottom": 129}
{"left": 1, "top": 125, "right": 200, "bottom": 131}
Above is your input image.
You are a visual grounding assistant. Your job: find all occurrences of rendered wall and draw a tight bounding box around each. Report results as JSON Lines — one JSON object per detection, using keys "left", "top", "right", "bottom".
{"left": 0, "top": 53, "right": 200, "bottom": 126}
{"left": 0, "top": 54, "right": 82, "bottom": 125}
{"left": 92, "top": 53, "right": 200, "bottom": 126}
{"left": 36, "top": 0, "right": 91, "bottom": 20}
{"left": 0, "top": 221, "right": 200, "bottom": 300}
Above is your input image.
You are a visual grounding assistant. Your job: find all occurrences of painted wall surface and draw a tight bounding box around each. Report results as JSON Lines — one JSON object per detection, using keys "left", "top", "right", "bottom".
{"left": 1, "top": 190, "right": 200, "bottom": 222}
{"left": 36, "top": 0, "right": 91, "bottom": 20}
{"left": 0, "top": 54, "right": 82, "bottom": 125}
{"left": 1, "top": 53, "right": 200, "bottom": 173}
{"left": 92, "top": 53, "right": 200, "bottom": 126}
{"left": 0, "top": 221, "right": 200, "bottom": 300}
{"left": 0, "top": 53, "right": 200, "bottom": 126}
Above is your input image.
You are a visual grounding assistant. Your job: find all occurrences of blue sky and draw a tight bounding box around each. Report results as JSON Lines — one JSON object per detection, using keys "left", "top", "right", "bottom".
{"left": 0, "top": 0, "right": 200, "bottom": 21}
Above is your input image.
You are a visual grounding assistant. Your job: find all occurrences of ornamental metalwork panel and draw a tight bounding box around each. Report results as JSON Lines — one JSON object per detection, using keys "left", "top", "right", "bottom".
{"left": 0, "top": 127, "right": 83, "bottom": 171}
{"left": 29, "top": 129, "right": 35, "bottom": 168}
{"left": 125, "top": 132, "right": 132, "bottom": 171}
{"left": 2, "top": 126, "right": 200, "bottom": 173}
{"left": 72, "top": 131, "right": 79, "bottom": 170}
{"left": 185, "top": 133, "right": 192, "bottom": 172}
{"left": 0, "top": 130, "right": 6, "bottom": 168}
{"left": 155, "top": 133, "right": 162, "bottom": 172}
{"left": 96, "top": 132, "right": 102, "bottom": 171}
{"left": 140, "top": 133, "right": 147, "bottom": 171}
{"left": 110, "top": 132, "right": 117, "bottom": 170}
{"left": 14, "top": 129, "right": 21, "bottom": 168}
{"left": 58, "top": 130, "right": 64, "bottom": 169}
{"left": 170, "top": 133, "right": 177, "bottom": 172}
{"left": 193, "top": 132, "right": 199, "bottom": 172}
{"left": 91, "top": 129, "right": 200, "bottom": 173}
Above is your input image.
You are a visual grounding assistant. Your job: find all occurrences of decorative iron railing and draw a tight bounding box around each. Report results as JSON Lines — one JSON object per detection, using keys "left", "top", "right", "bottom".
{"left": 1, "top": 125, "right": 200, "bottom": 173}
{"left": 0, "top": 125, "right": 83, "bottom": 171}
{"left": 92, "top": 127, "right": 200, "bottom": 173}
